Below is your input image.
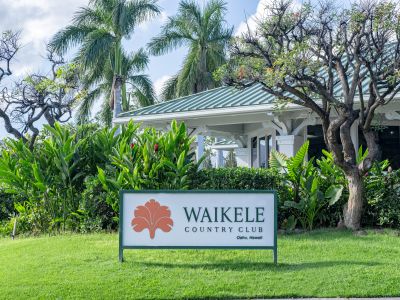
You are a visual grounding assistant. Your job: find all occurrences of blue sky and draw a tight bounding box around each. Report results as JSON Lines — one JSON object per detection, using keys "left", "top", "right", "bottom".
{"left": 0, "top": 0, "right": 264, "bottom": 137}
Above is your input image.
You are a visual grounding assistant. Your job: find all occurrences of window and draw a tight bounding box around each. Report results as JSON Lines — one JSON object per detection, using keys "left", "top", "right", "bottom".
{"left": 307, "top": 125, "right": 327, "bottom": 160}
{"left": 251, "top": 137, "right": 257, "bottom": 167}
{"left": 259, "top": 137, "right": 267, "bottom": 168}
{"left": 359, "top": 126, "right": 400, "bottom": 169}
{"left": 259, "top": 135, "right": 272, "bottom": 168}
{"left": 275, "top": 131, "right": 280, "bottom": 152}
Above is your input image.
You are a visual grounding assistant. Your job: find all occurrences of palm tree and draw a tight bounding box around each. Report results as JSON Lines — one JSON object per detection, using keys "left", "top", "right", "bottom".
{"left": 49, "top": 0, "right": 160, "bottom": 124}
{"left": 148, "top": 0, "right": 233, "bottom": 100}
{"left": 78, "top": 48, "right": 155, "bottom": 125}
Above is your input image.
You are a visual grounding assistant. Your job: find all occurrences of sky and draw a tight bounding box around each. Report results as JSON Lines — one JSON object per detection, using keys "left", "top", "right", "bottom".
{"left": 0, "top": 0, "right": 270, "bottom": 138}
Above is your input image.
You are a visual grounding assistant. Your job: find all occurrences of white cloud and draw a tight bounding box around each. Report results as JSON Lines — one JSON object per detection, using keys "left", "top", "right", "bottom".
{"left": 154, "top": 75, "right": 172, "bottom": 99}
{"left": 235, "top": 0, "right": 302, "bottom": 36}
{"left": 0, "top": 0, "right": 88, "bottom": 79}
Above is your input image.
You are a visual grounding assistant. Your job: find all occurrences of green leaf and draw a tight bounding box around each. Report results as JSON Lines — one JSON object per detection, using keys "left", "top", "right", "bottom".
{"left": 325, "top": 185, "right": 344, "bottom": 206}
{"left": 284, "top": 201, "right": 302, "bottom": 210}
{"left": 292, "top": 140, "right": 309, "bottom": 170}
{"left": 269, "top": 149, "right": 287, "bottom": 170}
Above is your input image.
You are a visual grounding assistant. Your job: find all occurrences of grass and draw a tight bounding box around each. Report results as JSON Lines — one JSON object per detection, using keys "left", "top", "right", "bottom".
{"left": 1, "top": 229, "right": 400, "bottom": 299}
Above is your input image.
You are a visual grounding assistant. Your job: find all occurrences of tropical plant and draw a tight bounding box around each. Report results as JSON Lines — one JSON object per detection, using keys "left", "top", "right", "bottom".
{"left": 0, "top": 124, "right": 84, "bottom": 232}
{"left": 148, "top": 0, "right": 233, "bottom": 100}
{"left": 269, "top": 141, "right": 343, "bottom": 230}
{"left": 98, "top": 120, "right": 201, "bottom": 213}
{"left": 49, "top": 0, "right": 160, "bottom": 124}
{"left": 363, "top": 160, "right": 400, "bottom": 227}
{"left": 0, "top": 119, "right": 201, "bottom": 235}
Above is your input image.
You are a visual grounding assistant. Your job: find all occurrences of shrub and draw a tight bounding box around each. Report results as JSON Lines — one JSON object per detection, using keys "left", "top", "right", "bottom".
{"left": 97, "top": 120, "right": 201, "bottom": 212}
{"left": 364, "top": 165, "right": 400, "bottom": 228}
{"left": 269, "top": 141, "right": 344, "bottom": 230}
{"left": 0, "top": 120, "right": 199, "bottom": 235}
{"left": 190, "top": 167, "right": 292, "bottom": 227}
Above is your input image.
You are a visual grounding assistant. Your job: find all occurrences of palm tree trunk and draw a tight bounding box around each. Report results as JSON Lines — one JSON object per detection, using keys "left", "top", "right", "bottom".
{"left": 113, "top": 75, "right": 123, "bottom": 119}
{"left": 121, "top": 83, "right": 129, "bottom": 111}
{"left": 197, "top": 47, "right": 208, "bottom": 93}
{"left": 115, "top": 40, "right": 122, "bottom": 75}
{"left": 112, "top": 39, "right": 126, "bottom": 117}
{"left": 114, "top": 39, "right": 129, "bottom": 112}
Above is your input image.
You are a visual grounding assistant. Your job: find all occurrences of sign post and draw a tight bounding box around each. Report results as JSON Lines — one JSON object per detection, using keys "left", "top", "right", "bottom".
{"left": 119, "top": 190, "right": 278, "bottom": 264}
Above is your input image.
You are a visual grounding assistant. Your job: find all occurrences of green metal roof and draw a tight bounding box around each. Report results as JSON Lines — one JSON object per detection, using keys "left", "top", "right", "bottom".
{"left": 118, "top": 83, "right": 275, "bottom": 118}
{"left": 118, "top": 79, "right": 373, "bottom": 119}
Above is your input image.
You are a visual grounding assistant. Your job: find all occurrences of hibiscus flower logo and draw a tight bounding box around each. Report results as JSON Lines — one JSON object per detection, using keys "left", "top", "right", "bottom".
{"left": 131, "top": 199, "right": 173, "bottom": 239}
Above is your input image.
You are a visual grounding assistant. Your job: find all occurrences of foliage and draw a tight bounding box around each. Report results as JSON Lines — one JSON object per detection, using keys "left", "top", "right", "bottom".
{"left": 1, "top": 119, "right": 400, "bottom": 235}
{"left": 269, "top": 141, "right": 344, "bottom": 230}
{"left": 364, "top": 164, "right": 400, "bottom": 228}
{"left": 148, "top": 0, "right": 233, "bottom": 100}
{"left": 50, "top": 0, "right": 160, "bottom": 124}
{"left": 190, "top": 167, "right": 292, "bottom": 226}
{"left": 98, "top": 120, "right": 200, "bottom": 214}
{"left": 0, "top": 120, "right": 198, "bottom": 235}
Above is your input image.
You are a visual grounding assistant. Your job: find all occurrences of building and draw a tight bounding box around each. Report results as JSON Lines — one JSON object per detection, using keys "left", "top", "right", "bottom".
{"left": 113, "top": 83, "right": 400, "bottom": 169}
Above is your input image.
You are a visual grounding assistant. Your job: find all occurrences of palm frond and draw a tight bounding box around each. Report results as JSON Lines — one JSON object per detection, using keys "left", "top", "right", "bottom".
{"left": 79, "top": 29, "right": 115, "bottom": 68}
{"left": 118, "top": 0, "right": 161, "bottom": 36}
{"left": 148, "top": 29, "right": 191, "bottom": 56}
{"left": 179, "top": 0, "right": 202, "bottom": 29}
{"left": 177, "top": 47, "right": 201, "bottom": 95}
{"left": 89, "top": 0, "right": 115, "bottom": 12}
{"left": 123, "top": 48, "right": 149, "bottom": 75}
{"left": 160, "top": 75, "right": 179, "bottom": 101}
{"left": 98, "top": 98, "right": 113, "bottom": 127}
{"left": 128, "top": 74, "right": 155, "bottom": 107}
{"left": 76, "top": 87, "right": 103, "bottom": 124}
{"left": 147, "top": 0, "right": 231, "bottom": 98}
{"left": 72, "top": 6, "right": 111, "bottom": 27}
{"left": 49, "top": 25, "right": 97, "bottom": 54}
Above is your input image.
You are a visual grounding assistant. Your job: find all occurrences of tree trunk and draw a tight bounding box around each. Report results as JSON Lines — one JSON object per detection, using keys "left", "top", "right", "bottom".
{"left": 196, "top": 46, "right": 208, "bottom": 93}
{"left": 113, "top": 75, "right": 123, "bottom": 119}
{"left": 344, "top": 169, "right": 363, "bottom": 230}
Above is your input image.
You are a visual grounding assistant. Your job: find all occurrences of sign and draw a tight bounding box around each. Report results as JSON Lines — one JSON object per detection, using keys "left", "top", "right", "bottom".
{"left": 119, "top": 190, "right": 277, "bottom": 264}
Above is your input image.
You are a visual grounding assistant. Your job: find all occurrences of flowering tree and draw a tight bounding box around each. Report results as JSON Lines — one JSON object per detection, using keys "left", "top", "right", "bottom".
{"left": 220, "top": 0, "right": 400, "bottom": 229}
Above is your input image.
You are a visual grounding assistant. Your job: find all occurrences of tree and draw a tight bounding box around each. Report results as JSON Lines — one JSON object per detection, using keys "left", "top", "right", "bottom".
{"left": 77, "top": 49, "right": 155, "bottom": 125}
{"left": 49, "top": 0, "right": 160, "bottom": 122}
{"left": 221, "top": 0, "right": 400, "bottom": 229}
{"left": 0, "top": 49, "right": 84, "bottom": 149}
{"left": 148, "top": 0, "right": 233, "bottom": 100}
{"left": 0, "top": 31, "right": 19, "bottom": 82}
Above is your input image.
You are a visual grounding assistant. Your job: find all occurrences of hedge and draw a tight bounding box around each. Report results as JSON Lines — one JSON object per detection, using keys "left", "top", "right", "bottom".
{"left": 190, "top": 167, "right": 292, "bottom": 226}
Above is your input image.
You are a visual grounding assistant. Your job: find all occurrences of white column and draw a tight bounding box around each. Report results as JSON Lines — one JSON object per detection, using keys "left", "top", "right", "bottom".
{"left": 276, "top": 135, "right": 304, "bottom": 157}
{"left": 215, "top": 138, "right": 224, "bottom": 168}
{"left": 196, "top": 135, "right": 204, "bottom": 164}
{"left": 216, "top": 150, "right": 224, "bottom": 168}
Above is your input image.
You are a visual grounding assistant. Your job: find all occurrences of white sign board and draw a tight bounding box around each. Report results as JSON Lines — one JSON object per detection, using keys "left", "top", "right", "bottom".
{"left": 119, "top": 191, "right": 277, "bottom": 263}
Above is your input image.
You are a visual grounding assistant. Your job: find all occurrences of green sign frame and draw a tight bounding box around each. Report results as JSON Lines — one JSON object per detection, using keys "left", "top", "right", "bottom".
{"left": 119, "top": 190, "right": 278, "bottom": 264}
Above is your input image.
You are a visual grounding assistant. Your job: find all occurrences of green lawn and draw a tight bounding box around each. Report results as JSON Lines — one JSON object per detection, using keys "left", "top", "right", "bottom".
{"left": 1, "top": 230, "right": 399, "bottom": 299}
